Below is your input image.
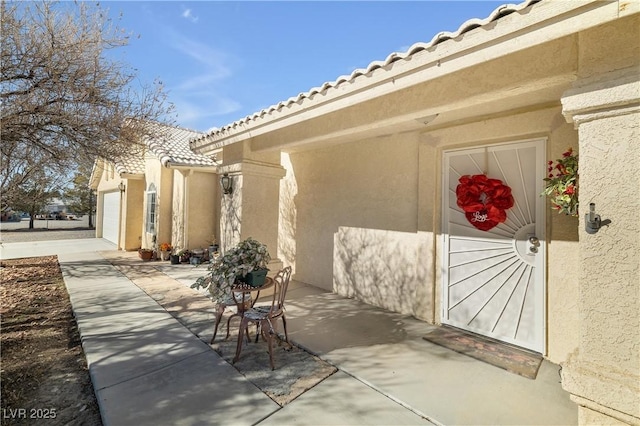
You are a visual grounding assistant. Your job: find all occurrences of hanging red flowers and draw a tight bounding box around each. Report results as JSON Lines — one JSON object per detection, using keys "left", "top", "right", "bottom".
{"left": 456, "top": 174, "right": 514, "bottom": 231}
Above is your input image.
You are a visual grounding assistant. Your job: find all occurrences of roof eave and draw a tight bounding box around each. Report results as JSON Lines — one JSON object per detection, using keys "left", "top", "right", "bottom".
{"left": 166, "top": 163, "right": 219, "bottom": 174}
{"left": 191, "top": 0, "right": 628, "bottom": 153}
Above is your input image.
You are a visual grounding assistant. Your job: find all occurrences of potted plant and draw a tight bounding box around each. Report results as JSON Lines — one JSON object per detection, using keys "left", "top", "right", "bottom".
{"left": 207, "top": 235, "right": 219, "bottom": 262}
{"left": 138, "top": 248, "right": 154, "bottom": 261}
{"left": 191, "top": 237, "right": 271, "bottom": 302}
{"left": 542, "top": 147, "right": 579, "bottom": 216}
{"left": 234, "top": 238, "right": 271, "bottom": 286}
{"left": 177, "top": 249, "right": 191, "bottom": 264}
{"left": 190, "top": 248, "right": 205, "bottom": 265}
{"left": 159, "top": 242, "right": 172, "bottom": 261}
{"left": 169, "top": 248, "right": 180, "bottom": 265}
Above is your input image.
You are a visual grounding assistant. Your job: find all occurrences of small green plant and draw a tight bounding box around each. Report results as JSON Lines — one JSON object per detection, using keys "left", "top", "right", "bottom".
{"left": 191, "top": 237, "right": 270, "bottom": 302}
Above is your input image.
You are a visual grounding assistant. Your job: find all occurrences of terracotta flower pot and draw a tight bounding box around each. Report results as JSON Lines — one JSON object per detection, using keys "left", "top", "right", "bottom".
{"left": 138, "top": 249, "right": 153, "bottom": 261}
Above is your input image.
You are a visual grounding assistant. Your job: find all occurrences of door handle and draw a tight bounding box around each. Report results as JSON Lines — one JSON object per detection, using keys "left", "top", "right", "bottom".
{"left": 528, "top": 235, "right": 540, "bottom": 254}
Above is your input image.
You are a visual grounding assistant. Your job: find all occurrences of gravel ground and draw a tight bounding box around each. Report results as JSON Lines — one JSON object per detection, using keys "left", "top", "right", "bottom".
{"left": 1, "top": 217, "right": 95, "bottom": 243}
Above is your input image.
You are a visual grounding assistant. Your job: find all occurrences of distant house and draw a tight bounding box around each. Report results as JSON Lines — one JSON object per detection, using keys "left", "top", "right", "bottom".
{"left": 187, "top": 1, "right": 638, "bottom": 424}
{"left": 45, "top": 198, "right": 68, "bottom": 215}
{"left": 89, "top": 122, "right": 218, "bottom": 252}
{"left": 0, "top": 211, "right": 21, "bottom": 222}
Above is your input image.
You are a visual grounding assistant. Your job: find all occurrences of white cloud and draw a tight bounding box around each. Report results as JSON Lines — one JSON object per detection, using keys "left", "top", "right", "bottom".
{"left": 181, "top": 8, "right": 198, "bottom": 23}
{"left": 156, "top": 26, "right": 242, "bottom": 130}
{"left": 169, "top": 32, "right": 231, "bottom": 78}
{"left": 175, "top": 74, "right": 225, "bottom": 92}
{"left": 172, "top": 96, "right": 241, "bottom": 131}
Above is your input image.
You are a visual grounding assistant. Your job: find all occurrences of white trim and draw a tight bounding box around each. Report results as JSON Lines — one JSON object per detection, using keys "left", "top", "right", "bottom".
{"left": 145, "top": 184, "right": 157, "bottom": 235}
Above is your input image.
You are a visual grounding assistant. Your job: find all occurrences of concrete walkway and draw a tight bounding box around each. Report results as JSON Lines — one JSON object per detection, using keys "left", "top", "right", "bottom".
{"left": 1, "top": 239, "right": 578, "bottom": 425}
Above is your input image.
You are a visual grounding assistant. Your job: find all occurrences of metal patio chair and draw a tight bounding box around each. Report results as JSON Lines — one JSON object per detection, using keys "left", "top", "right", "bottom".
{"left": 232, "top": 266, "right": 292, "bottom": 370}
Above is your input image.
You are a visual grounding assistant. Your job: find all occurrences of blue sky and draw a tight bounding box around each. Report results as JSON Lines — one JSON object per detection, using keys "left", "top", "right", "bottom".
{"left": 106, "top": 1, "right": 507, "bottom": 132}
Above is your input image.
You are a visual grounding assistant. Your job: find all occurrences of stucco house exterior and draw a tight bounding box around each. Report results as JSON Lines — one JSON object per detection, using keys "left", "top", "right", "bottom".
{"left": 90, "top": 122, "right": 218, "bottom": 253}
{"left": 186, "top": 1, "right": 638, "bottom": 424}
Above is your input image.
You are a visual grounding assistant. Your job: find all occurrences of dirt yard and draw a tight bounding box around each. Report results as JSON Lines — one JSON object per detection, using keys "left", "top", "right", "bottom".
{"left": 0, "top": 256, "right": 102, "bottom": 425}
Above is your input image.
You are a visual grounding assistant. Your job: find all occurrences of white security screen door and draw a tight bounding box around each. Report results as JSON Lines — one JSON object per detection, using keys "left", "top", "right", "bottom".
{"left": 442, "top": 139, "right": 546, "bottom": 353}
{"left": 102, "top": 191, "right": 120, "bottom": 245}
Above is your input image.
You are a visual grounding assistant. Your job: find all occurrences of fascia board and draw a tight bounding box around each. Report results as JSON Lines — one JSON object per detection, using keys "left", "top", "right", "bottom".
{"left": 219, "top": 160, "right": 286, "bottom": 179}
{"left": 120, "top": 173, "right": 144, "bottom": 179}
{"left": 166, "top": 164, "right": 219, "bottom": 174}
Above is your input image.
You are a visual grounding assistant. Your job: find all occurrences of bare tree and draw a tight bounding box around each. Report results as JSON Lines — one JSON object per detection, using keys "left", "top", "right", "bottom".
{"left": 10, "top": 166, "right": 62, "bottom": 229}
{"left": 1, "top": 0, "right": 174, "bottom": 210}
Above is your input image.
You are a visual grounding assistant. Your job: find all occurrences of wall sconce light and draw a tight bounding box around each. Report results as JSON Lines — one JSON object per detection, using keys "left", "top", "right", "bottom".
{"left": 221, "top": 173, "right": 233, "bottom": 195}
{"left": 585, "top": 202, "right": 611, "bottom": 234}
{"left": 118, "top": 182, "right": 126, "bottom": 193}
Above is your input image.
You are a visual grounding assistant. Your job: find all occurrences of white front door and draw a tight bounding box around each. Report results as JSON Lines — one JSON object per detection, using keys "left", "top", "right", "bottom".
{"left": 442, "top": 139, "right": 546, "bottom": 353}
{"left": 102, "top": 191, "right": 121, "bottom": 245}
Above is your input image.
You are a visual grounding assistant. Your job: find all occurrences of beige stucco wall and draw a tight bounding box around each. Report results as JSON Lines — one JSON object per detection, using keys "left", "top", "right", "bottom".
{"left": 558, "top": 16, "right": 640, "bottom": 424}
{"left": 185, "top": 171, "right": 217, "bottom": 251}
{"left": 219, "top": 143, "right": 285, "bottom": 269}
{"left": 171, "top": 170, "right": 187, "bottom": 252}
{"left": 281, "top": 104, "right": 581, "bottom": 361}
{"left": 169, "top": 169, "right": 218, "bottom": 252}
{"left": 122, "top": 178, "right": 144, "bottom": 251}
{"left": 284, "top": 131, "right": 423, "bottom": 296}
{"left": 561, "top": 64, "right": 640, "bottom": 423}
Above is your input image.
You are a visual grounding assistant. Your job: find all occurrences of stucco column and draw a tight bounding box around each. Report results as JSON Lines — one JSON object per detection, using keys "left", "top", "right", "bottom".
{"left": 219, "top": 159, "right": 286, "bottom": 271}
{"left": 560, "top": 67, "right": 640, "bottom": 425}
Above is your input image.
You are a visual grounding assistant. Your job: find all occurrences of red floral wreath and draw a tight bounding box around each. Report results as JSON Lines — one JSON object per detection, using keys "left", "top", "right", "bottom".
{"left": 456, "top": 174, "right": 514, "bottom": 231}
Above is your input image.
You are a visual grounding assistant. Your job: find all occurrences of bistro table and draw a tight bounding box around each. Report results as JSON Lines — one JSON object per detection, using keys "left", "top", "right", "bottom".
{"left": 210, "top": 277, "right": 275, "bottom": 343}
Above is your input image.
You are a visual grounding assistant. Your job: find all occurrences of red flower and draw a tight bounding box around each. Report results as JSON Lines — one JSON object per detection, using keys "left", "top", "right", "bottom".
{"left": 564, "top": 184, "right": 575, "bottom": 195}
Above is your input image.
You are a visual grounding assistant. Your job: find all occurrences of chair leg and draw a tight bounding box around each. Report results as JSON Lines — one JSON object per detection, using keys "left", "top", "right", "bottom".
{"left": 264, "top": 320, "right": 275, "bottom": 370}
{"left": 233, "top": 318, "right": 248, "bottom": 364}
{"left": 281, "top": 314, "right": 292, "bottom": 349}
{"left": 254, "top": 322, "right": 261, "bottom": 343}
{"left": 210, "top": 306, "right": 225, "bottom": 344}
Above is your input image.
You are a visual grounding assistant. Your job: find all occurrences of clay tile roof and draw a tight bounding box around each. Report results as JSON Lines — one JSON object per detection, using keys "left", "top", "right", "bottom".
{"left": 114, "top": 122, "right": 215, "bottom": 175}
{"left": 144, "top": 122, "right": 215, "bottom": 168}
{"left": 191, "top": 0, "right": 540, "bottom": 147}
{"left": 114, "top": 153, "right": 145, "bottom": 176}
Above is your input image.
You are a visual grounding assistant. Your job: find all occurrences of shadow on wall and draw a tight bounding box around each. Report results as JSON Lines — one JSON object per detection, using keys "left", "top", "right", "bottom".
{"left": 333, "top": 226, "right": 430, "bottom": 317}
{"left": 279, "top": 153, "right": 297, "bottom": 271}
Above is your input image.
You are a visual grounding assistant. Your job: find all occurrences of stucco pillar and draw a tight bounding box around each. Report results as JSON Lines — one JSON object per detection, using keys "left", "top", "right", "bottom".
{"left": 560, "top": 67, "right": 640, "bottom": 425}
{"left": 219, "top": 159, "right": 286, "bottom": 271}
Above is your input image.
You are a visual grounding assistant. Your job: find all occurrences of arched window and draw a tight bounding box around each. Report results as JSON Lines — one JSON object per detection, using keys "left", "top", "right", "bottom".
{"left": 145, "top": 183, "right": 157, "bottom": 234}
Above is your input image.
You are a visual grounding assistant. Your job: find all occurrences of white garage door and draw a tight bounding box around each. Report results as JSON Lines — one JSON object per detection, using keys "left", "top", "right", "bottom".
{"left": 102, "top": 191, "right": 120, "bottom": 244}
